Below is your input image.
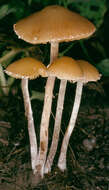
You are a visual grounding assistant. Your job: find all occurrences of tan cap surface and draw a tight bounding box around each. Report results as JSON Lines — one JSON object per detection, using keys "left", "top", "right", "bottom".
{"left": 47, "top": 56, "right": 83, "bottom": 82}
{"left": 14, "top": 5, "right": 96, "bottom": 44}
{"left": 5, "top": 57, "right": 47, "bottom": 79}
{"left": 76, "top": 60, "right": 101, "bottom": 83}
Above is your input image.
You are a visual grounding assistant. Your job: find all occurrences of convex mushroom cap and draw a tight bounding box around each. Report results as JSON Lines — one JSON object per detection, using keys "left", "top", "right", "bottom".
{"left": 76, "top": 60, "right": 101, "bottom": 83}
{"left": 47, "top": 56, "right": 83, "bottom": 82}
{"left": 14, "top": 5, "right": 96, "bottom": 44}
{"left": 5, "top": 57, "right": 47, "bottom": 79}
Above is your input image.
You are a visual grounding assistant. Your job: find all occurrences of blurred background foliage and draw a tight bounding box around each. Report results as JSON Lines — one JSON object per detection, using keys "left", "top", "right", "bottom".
{"left": 0, "top": 0, "right": 109, "bottom": 95}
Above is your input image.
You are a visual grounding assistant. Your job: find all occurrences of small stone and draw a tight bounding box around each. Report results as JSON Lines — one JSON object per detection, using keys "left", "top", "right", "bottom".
{"left": 83, "top": 137, "right": 96, "bottom": 151}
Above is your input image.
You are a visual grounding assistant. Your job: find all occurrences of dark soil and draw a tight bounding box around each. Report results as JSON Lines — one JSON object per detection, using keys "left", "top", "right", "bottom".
{"left": 0, "top": 77, "right": 109, "bottom": 190}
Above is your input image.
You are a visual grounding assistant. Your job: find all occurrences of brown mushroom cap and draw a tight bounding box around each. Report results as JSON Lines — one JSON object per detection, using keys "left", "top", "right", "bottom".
{"left": 5, "top": 57, "right": 47, "bottom": 79}
{"left": 47, "top": 56, "right": 83, "bottom": 82}
{"left": 76, "top": 60, "right": 101, "bottom": 83}
{"left": 14, "top": 5, "right": 96, "bottom": 44}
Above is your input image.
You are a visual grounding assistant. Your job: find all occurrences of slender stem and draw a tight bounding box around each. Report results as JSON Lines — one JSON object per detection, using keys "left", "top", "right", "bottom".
{"left": 49, "top": 42, "right": 59, "bottom": 64}
{"left": 35, "top": 42, "right": 59, "bottom": 178}
{"left": 58, "top": 81, "right": 83, "bottom": 171}
{"left": 45, "top": 79, "right": 67, "bottom": 173}
{"left": 21, "top": 78, "right": 38, "bottom": 173}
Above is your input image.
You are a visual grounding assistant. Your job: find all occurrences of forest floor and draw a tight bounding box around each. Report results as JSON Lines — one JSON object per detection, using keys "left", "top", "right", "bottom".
{"left": 0, "top": 77, "right": 109, "bottom": 190}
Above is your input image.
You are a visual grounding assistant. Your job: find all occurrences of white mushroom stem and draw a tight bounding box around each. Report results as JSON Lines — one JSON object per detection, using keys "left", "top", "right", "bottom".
{"left": 58, "top": 81, "right": 83, "bottom": 171}
{"left": 50, "top": 42, "right": 59, "bottom": 64}
{"left": 21, "top": 78, "right": 38, "bottom": 173}
{"left": 44, "top": 79, "right": 67, "bottom": 173}
{"left": 36, "top": 42, "right": 59, "bottom": 178}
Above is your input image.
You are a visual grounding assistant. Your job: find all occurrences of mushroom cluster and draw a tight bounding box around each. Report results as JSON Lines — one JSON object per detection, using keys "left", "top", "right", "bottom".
{"left": 4, "top": 5, "right": 100, "bottom": 183}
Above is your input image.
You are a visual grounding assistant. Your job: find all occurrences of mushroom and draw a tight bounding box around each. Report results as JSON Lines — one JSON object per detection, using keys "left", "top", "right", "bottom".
{"left": 13, "top": 5, "right": 96, "bottom": 178}
{"left": 5, "top": 57, "right": 47, "bottom": 174}
{"left": 58, "top": 60, "right": 101, "bottom": 171}
{"left": 44, "top": 56, "right": 83, "bottom": 173}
